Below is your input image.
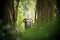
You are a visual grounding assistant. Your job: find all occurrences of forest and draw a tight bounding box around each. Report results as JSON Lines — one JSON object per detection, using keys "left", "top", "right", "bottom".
{"left": 0, "top": 0, "right": 60, "bottom": 40}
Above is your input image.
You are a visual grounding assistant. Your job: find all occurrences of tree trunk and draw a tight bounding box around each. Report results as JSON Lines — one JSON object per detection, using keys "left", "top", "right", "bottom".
{"left": 0, "top": 0, "right": 16, "bottom": 40}
{"left": 36, "top": 0, "right": 54, "bottom": 24}
{"left": 3, "top": 0, "right": 14, "bottom": 25}
{"left": 0, "top": 0, "right": 15, "bottom": 26}
{"left": 15, "top": 0, "right": 19, "bottom": 21}
{"left": 35, "top": 9, "right": 37, "bottom": 24}
{"left": 36, "top": 0, "right": 44, "bottom": 24}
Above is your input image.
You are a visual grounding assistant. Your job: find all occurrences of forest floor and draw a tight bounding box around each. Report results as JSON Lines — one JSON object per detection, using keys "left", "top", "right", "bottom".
{"left": 18, "top": 21, "right": 58, "bottom": 40}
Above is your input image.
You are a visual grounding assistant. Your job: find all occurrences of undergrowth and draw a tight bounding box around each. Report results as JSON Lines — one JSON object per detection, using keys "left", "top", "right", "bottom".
{"left": 20, "top": 21, "right": 58, "bottom": 40}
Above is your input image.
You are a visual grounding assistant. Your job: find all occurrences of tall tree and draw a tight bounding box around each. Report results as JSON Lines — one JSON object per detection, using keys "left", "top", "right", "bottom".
{"left": 36, "top": 0, "right": 54, "bottom": 24}
{"left": 0, "top": 0, "right": 16, "bottom": 40}
{"left": 15, "top": 0, "right": 19, "bottom": 21}
{"left": 36, "top": 0, "right": 44, "bottom": 24}
{"left": 3, "top": 0, "right": 14, "bottom": 25}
